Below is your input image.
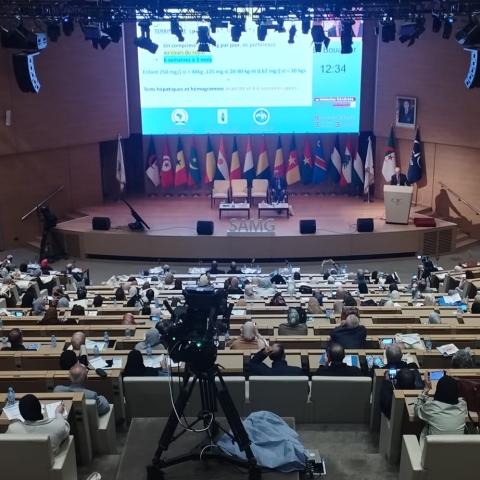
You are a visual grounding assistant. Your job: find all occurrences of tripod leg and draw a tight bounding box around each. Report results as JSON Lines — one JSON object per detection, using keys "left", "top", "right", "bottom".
{"left": 39, "top": 228, "right": 48, "bottom": 261}
{"left": 151, "top": 376, "right": 197, "bottom": 468}
{"left": 215, "top": 372, "right": 261, "bottom": 480}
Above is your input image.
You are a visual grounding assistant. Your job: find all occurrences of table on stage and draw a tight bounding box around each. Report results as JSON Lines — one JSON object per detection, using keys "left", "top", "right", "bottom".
{"left": 219, "top": 202, "right": 250, "bottom": 219}
{"left": 258, "top": 202, "right": 291, "bottom": 218}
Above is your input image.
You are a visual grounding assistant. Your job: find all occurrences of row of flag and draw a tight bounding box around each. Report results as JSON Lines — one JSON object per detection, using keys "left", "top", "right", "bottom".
{"left": 143, "top": 134, "right": 379, "bottom": 193}
{"left": 116, "top": 130, "right": 423, "bottom": 193}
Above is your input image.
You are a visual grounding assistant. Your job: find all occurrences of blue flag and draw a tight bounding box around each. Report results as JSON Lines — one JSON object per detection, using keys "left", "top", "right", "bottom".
{"left": 312, "top": 138, "right": 328, "bottom": 184}
{"left": 407, "top": 130, "right": 422, "bottom": 184}
{"left": 328, "top": 134, "right": 342, "bottom": 184}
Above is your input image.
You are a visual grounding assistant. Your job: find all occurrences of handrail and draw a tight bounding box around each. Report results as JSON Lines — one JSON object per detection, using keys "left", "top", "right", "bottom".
{"left": 438, "top": 182, "right": 480, "bottom": 216}
{"left": 20, "top": 185, "right": 64, "bottom": 221}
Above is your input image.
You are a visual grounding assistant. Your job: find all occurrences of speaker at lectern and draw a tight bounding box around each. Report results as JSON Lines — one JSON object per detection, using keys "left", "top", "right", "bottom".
{"left": 383, "top": 185, "right": 413, "bottom": 224}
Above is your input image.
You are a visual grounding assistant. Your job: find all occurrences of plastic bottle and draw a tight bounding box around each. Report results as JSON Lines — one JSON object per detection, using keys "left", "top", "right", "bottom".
{"left": 0, "top": 318, "right": 3, "bottom": 330}
{"left": 125, "top": 328, "right": 131, "bottom": 338}
{"left": 6, "top": 386, "right": 15, "bottom": 406}
{"left": 224, "top": 330, "right": 230, "bottom": 343}
{"left": 93, "top": 344, "right": 100, "bottom": 357}
{"left": 1, "top": 337, "right": 7, "bottom": 349}
{"left": 287, "top": 279, "right": 295, "bottom": 296}
{"left": 50, "top": 334, "right": 57, "bottom": 348}
{"left": 103, "top": 331, "right": 110, "bottom": 346}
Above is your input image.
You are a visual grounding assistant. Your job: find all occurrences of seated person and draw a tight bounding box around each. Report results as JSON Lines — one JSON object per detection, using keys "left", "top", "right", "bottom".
{"left": 428, "top": 311, "right": 442, "bottom": 324}
{"left": 257, "top": 278, "right": 276, "bottom": 296}
{"left": 227, "top": 321, "right": 267, "bottom": 350}
{"left": 278, "top": 308, "right": 308, "bottom": 336}
{"left": 248, "top": 343, "right": 303, "bottom": 376}
{"left": 226, "top": 277, "right": 243, "bottom": 295}
{"left": 380, "top": 368, "right": 417, "bottom": 419}
{"left": 134, "top": 328, "right": 164, "bottom": 351}
{"left": 59, "top": 350, "right": 85, "bottom": 370}
{"left": 68, "top": 331, "right": 88, "bottom": 365}
{"left": 414, "top": 374, "right": 467, "bottom": 447}
{"left": 20, "top": 285, "right": 37, "bottom": 308}
{"left": 123, "top": 349, "right": 167, "bottom": 377}
{"left": 54, "top": 363, "right": 110, "bottom": 416}
{"left": 423, "top": 293, "right": 436, "bottom": 306}
{"left": 451, "top": 348, "right": 475, "bottom": 368}
{"left": 2, "top": 328, "right": 26, "bottom": 351}
{"left": 307, "top": 297, "right": 322, "bottom": 314}
{"left": 32, "top": 297, "right": 47, "bottom": 316}
{"left": 329, "top": 314, "right": 367, "bottom": 349}
{"left": 244, "top": 284, "right": 257, "bottom": 300}
{"left": 207, "top": 261, "right": 224, "bottom": 274}
{"left": 340, "top": 305, "right": 360, "bottom": 322}
{"left": 6, "top": 394, "right": 70, "bottom": 455}
{"left": 92, "top": 295, "right": 104, "bottom": 308}
{"left": 115, "top": 287, "right": 126, "bottom": 301}
{"left": 269, "top": 171, "right": 287, "bottom": 203}
{"left": 198, "top": 274, "right": 210, "bottom": 287}
{"left": 122, "top": 312, "right": 137, "bottom": 325}
{"left": 38, "top": 307, "right": 60, "bottom": 325}
{"left": 173, "top": 279, "right": 183, "bottom": 291}
{"left": 163, "top": 272, "right": 175, "bottom": 286}
{"left": 384, "top": 344, "right": 409, "bottom": 369}
{"left": 227, "top": 261, "right": 241, "bottom": 274}
{"left": 57, "top": 296, "right": 70, "bottom": 309}
{"left": 316, "top": 343, "right": 362, "bottom": 376}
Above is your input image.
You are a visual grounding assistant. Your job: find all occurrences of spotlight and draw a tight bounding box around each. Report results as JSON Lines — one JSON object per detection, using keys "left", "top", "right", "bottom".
{"left": 135, "top": 20, "right": 158, "bottom": 54}
{"left": 83, "top": 23, "right": 102, "bottom": 41}
{"left": 443, "top": 16, "right": 454, "bottom": 39}
{"left": 105, "top": 22, "right": 122, "bottom": 43}
{"left": 399, "top": 17, "right": 425, "bottom": 46}
{"left": 455, "top": 16, "right": 480, "bottom": 48}
{"left": 1, "top": 25, "right": 47, "bottom": 50}
{"left": 288, "top": 25, "right": 296, "bottom": 44}
{"left": 340, "top": 19, "right": 355, "bottom": 54}
{"left": 257, "top": 24, "right": 268, "bottom": 41}
{"left": 432, "top": 14, "right": 442, "bottom": 33}
{"left": 46, "top": 22, "right": 61, "bottom": 42}
{"left": 211, "top": 19, "right": 228, "bottom": 34}
{"left": 301, "top": 17, "right": 311, "bottom": 34}
{"left": 231, "top": 24, "right": 242, "bottom": 42}
{"left": 197, "top": 26, "right": 216, "bottom": 52}
{"left": 62, "top": 17, "right": 74, "bottom": 37}
{"left": 276, "top": 19, "right": 286, "bottom": 33}
{"left": 381, "top": 19, "right": 396, "bottom": 43}
{"left": 98, "top": 34, "right": 111, "bottom": 50}
{"left": 170, "top": 19, "right": 184, "bottom": 42}
{"left": 311, "top": 24, "right": 330, "bottom": 52}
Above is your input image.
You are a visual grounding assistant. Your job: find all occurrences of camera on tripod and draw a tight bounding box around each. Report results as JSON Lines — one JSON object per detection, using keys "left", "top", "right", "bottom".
{"left": 161, "top": 286, "right": 231, "bottom": 371}
{"left": 417, "top": 255, "right": 437, "bottom": 279}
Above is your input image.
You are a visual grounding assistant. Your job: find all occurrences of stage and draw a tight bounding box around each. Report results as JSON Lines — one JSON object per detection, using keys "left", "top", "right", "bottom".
{"left": 54, "top": 195, "right": 457, "bottom": 260}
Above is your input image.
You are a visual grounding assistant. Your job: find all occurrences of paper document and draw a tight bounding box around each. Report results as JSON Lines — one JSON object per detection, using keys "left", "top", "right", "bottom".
{"left": 3, "top": 402, "right": 24, "bottom": 421}
{"left": 231, "top": 309, "right": 246, "bottom": 316}
{"left": 106, "top": 358, "right": 123, "bottom": 369}
{"left": 44, "top": 402, "right": 68, "bottom": 419}
{"left": 89, "top": 356, "right": 108, "bottom": 369}
{"left": 143, "top": 356, "right": 162, "bottom": 368}
{"left": 436, "top": 344, "right": 459, "bottom": 356}
{"left": 85, "top": 310, "right": 98, "bottom": 317}
{"left": 442, "top": 293, "right": 462, "bottom": 305}
{"left": 85, "top": 339, "right": 105, "bottom": 351}
{"left": 343, "top": 355, "right": 359, "bottom": 367}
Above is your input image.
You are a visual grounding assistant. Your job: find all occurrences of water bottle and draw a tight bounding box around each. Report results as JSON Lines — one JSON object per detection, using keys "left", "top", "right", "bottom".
{"left": 146, "top": 342, "right": 152, "bottom": 357}
{"left": 125, "top": 328, "right": 131, "bottom": 338}
{"left": 287, "top": 279, "right": 295, "bottom": 296}
{"left": 424, "top": 336, "right": 432, "bottom": 352}
{"left": 225, "top": 330, "right": 230, "bottom": 344}
{"left": 113, "top": 298, "right": 117, "bottom": 305}
{"left": 6, "top": 386, "right": 15, "bottom": 406}
{"left": 1, "top": 337, "right": 7, "bottom": 349}
{"left": 0, "top": 318, "right": 3, "bottom": 329}
{"left": 93, "top": 344, "right": 100, "bottom": 357}
{"left": 456, "top": 306, "right": 464, "bottom": 319}
{"left": 50, "top": 335, "right": 57, "bottom": 348}
{"left": 103, "top": 331, "right": 110, "bottom": 346}
{"left": 155, "top": 297, "right": 160, "bottom": 308}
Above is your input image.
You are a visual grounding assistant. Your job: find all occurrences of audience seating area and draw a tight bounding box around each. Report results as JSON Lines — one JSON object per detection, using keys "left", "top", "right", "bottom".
{"left": 2, "top": 260, "right": 480, "bottom": 479}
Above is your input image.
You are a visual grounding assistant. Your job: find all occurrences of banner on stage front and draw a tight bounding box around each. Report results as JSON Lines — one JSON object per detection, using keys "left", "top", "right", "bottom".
{"left": 227, "top": 218, "right": 275, "bottom": 236}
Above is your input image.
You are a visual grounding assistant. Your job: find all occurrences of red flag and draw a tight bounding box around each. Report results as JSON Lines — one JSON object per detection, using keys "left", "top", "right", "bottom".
{"left": 286, "top": 136, "right": 300, "bottom": 185}
{"left": 174, "top": 137, "right": 188, "bottom": 187}
{"left": 160, "top": 141, "right": 174, "bottom": 189}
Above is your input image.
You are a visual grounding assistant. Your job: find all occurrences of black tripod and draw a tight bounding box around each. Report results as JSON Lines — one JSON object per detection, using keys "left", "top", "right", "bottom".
{"left": 147, "top": 363, "right": 261, "bottom": 480}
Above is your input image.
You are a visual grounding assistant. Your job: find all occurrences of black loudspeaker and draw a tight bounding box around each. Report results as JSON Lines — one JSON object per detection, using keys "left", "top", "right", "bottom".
{"left": 92, "top": 217, "right": 111, "bottom": 231}
{"left": 197, "top": 221, "right": 214, "bottom": 235}
{"left": 12, "top": 52, "right": 41, "bottom": 93}
{"left": 465, "top": 50, "right": 480, "bottom": 89}
{"left": 357, "top": 218, "right": 374, "bottom": 232}
{"left": 300, "top": 219, "right": 316, "bottom": 234}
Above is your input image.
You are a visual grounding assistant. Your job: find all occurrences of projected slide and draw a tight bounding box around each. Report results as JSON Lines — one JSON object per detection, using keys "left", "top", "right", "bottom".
{"left": 137, "top": 19, "right": 363, "bottom": 134}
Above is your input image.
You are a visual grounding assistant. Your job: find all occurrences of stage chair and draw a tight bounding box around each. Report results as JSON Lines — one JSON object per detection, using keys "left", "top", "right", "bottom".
{"left": 248, "top": 376, "right": 309, "bottom": 421}
{"left": 250, "top": 179, "right": 268, "bottom": 205}
{"left": 399, "top": 435, "right": 480, "bottom": 480}
{"left": 211, "top": 180, "right": 230, "bottom": 207}
{"left": 309, "top": 377, "right": 371, "bottom": 423}
{"left": 231, "top": 179, "right": 249, "bottom": 203}
{"left": 0, "top": 434, "right": 77, "bottom": 480}
{"left": 85, "top": 401, "right": 117, "bottom": 455}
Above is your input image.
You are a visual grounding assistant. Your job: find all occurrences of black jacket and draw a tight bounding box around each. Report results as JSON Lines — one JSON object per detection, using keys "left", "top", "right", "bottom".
{"left": 329, "top": 325, "right": 367, "bottom": 349}
{"left": 315, "top": 361, "right": 362, "bottom": 377}
{"left": 390, "top": 173, "right": 410, "bottom": 186}
{"left": 248, "top": 349, "right": 304, "bottom": 376}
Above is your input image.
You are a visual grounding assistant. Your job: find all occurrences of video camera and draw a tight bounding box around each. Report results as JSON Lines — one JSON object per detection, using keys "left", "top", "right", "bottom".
{"left": 161, "top": 286, "right": 233, "bottom": 371}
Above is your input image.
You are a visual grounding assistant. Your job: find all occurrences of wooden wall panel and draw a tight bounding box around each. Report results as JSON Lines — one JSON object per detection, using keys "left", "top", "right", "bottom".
{"left": 374, "top": 16, "right": 480, "bottom": 148}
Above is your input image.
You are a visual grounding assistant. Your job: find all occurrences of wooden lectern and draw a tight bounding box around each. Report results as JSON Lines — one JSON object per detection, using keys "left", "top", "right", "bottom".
{"left": 383, "top": 185, "right": 413, "bottom": 224}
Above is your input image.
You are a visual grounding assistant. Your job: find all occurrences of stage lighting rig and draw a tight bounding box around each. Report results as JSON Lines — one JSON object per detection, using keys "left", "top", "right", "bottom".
{"left": 135, "top": 19, "right": 158, "bottom": 53}
{"left": 62, "top": 17, "right": 74, "bottom": 36}
{"left": 311, "top": 24, "right": 330, "bottom": 52}
{"left": 381, "top": 17, "right": 396, "bottom": 42}
{"left": 275, "top": 18, "right": 286, "bottom": 33}
{"left": 210, "top": 18, "right": 228, "bottom": 33}
{"left": 340, "top": 19, "right": 355, "bottom": 53}
{"left": 170, "top": 18, "right": 184, "bottom": 42}
{"left": 443, "top": 15, "right": 454, "bottom": 39}
{"left": 399, "top": 16, "right": 426, "bottom": 46}
{"left": 105, "top": 22, "right": 122, "bottom": 43}
{"left": 1, "top": 24, "right": 47, "bottom": 50}
{"left": 257, "top": 23, "right": 268, "bottom": 41}
{"left": 46, "top": 22, "right": 61, "bottom": 42}
{"left": 288, "top": 24, "right": 296, "bottom": 43}
{"left": 301, "top": 17, "right": 311, "bottom": 34}
{"left": 197, "top": 25, "right": 216, "bottom": 52}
